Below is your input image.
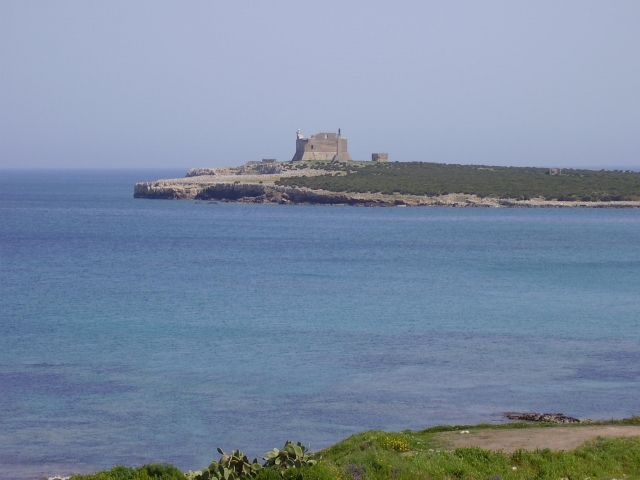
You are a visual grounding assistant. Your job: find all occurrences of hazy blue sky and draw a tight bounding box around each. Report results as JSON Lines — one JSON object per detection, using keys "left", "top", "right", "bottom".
{"left": 1, "top": 1, "right": 639, "bottom": 169}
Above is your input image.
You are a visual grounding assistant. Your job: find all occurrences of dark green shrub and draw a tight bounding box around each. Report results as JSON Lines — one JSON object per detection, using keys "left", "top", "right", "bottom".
{"left": 71, "top": 464, "right": 185, "bottom": 480}
{"left": 280, "top": 464, "right": 334, "bottom": 480}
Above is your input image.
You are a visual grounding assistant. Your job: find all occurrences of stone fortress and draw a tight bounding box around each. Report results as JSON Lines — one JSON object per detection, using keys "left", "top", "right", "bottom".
{"left": 292, "top": 129, "right": 352, "bottom": 162}
{"left": 290, "top": 129, "right": 388, "bottom": 163}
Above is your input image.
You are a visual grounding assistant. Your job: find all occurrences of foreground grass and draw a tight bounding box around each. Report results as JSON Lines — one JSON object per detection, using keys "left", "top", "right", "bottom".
{"left": 71, "top": 418, "right": 640, "bottom": 480}
{"left": 317, "top": 430, "right": 640, "bottom": 479}
{"left": 71, "top": 464, "right": 186, "bottom": 480}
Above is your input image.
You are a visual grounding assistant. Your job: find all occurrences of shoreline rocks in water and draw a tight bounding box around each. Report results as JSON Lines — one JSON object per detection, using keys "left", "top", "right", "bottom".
{"left": 505, "top": 412, "right": 582, "bottom": 423}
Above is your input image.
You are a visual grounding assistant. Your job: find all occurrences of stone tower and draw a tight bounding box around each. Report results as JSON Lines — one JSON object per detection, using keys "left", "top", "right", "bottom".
{"left": 291, "top": 129, "right": 352, "bottom": 162}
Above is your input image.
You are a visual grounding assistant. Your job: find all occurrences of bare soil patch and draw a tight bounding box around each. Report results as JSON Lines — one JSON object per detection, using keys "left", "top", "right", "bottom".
{"left": 435, "top": 425, "right": 640, "bottom": 453}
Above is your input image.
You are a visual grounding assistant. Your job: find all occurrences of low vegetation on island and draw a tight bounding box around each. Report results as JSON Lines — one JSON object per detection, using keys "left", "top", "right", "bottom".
{"left": 70, "top": 417, "right": 640, "bottom": 480}
{"left": 276, "top": 162, "right": 640, "bottom": 202}
{"left": 134, "top": 161, "right": 640, "bottom": 206}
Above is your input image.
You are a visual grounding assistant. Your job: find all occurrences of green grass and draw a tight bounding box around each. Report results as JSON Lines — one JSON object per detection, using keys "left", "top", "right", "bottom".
{"left": 71, "top": 418, "right": 640, "bottom": 479}
{"left": 70, "top": 464, "right": 186, "bottom": 480}
{"left": 315, "top": 428, "right": 640, "bottom": 479}
{"left": 275, "top": 161, "right": 640, "bottom": 201}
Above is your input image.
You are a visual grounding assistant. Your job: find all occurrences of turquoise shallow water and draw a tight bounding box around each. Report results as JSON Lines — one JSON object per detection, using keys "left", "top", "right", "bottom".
{"left": 1, "top": 170, "right": 639, "bottom": 479}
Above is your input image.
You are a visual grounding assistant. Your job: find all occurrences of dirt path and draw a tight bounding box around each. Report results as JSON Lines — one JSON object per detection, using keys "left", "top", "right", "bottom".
{"left": 434, "top": 426, "right": 640, "bottom": 453}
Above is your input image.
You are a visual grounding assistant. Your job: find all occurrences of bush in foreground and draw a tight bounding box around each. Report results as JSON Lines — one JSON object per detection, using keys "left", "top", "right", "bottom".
{"left": 70, "top": 463, "right": 185, "bottom": 480}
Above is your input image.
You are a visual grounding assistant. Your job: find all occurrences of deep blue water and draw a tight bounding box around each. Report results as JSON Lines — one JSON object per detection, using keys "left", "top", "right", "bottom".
{"left": 1, "top": 170, "right": 639, "bottom": 479}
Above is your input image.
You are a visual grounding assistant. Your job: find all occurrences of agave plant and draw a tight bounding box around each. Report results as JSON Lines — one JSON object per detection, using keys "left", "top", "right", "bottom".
{"left": 263, "top": 441, "right": 316, "bottom": 471}
{"left": 188, "top": 448, "right": 262, "bottom": 480}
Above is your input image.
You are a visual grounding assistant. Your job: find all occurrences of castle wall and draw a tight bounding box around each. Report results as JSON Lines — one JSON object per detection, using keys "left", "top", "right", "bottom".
{"left": 292, "top": 132, "right": 352, "bottom": 162}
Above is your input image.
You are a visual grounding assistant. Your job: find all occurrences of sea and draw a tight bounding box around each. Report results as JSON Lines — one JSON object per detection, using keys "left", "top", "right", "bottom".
{"left": 1, "top": 169, "right": 639, "bottom": 479}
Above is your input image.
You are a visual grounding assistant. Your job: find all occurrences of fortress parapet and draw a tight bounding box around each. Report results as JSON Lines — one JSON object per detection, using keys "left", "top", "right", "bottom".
{"left": 292, "top": 129, "right": 352, "bottom": 162}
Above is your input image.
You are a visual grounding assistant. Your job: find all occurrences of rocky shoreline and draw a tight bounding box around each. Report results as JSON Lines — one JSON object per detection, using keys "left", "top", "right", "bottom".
{"left": 134, "top": 166, "right": 640, "bottom": 208}
{"left": 504, "top": 412, "right": 582, "bottom": 424}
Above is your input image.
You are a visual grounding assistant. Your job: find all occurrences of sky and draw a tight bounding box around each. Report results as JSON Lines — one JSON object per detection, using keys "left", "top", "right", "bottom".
{"left": 1, "top": 1, "right": 639, "bottom": 170}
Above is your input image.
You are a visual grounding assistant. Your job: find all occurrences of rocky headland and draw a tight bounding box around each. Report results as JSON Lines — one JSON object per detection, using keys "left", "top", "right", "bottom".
{"left": 134, "top": 163, "right": 640, "bottom": 208}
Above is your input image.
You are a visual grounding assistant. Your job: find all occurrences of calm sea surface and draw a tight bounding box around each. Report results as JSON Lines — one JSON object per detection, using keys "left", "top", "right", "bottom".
{"left": 1, "top": 170, "right": 639, "bottom": 479}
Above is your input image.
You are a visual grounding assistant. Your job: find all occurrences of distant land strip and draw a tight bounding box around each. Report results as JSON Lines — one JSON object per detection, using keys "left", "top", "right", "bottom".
{"left": 134, "top": 161, "right": 640, "bottom": 207}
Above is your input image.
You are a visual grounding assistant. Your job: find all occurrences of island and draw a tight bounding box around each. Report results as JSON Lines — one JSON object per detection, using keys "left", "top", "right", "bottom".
{"left": 134, "top": 129, "right": 640, "bottom": 207}
{"left": 134, "top": 160, "right": 640, "bottom": 208}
